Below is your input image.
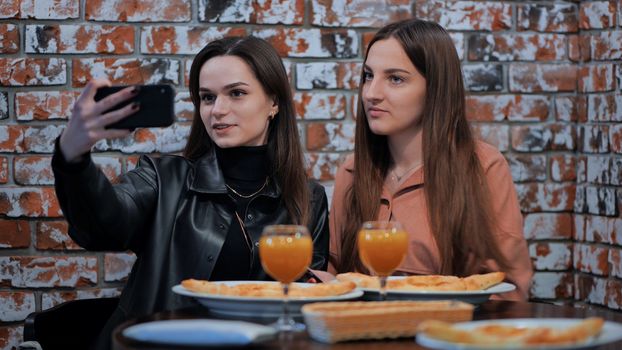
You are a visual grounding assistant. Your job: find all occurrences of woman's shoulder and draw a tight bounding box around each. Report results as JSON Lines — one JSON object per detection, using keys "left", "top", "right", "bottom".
{"left": 334, "top": 154, "right": 355, "bottom": 180}
{"left": 304, "top": 178, "right": 328, "bottom": 210}
{"left": 306, "top": 177, "right": 323, "bottom": 190}
{"left": 342, "top": 154, "right": 355, "bottom": 170}
{"left": 474, "top": 140, "right": 507, "bottom": 170}
{"left": 134, "top": 154, "right": 193, "bottom": 179}
{"left": 138, "top": 154, "right": 191, "bottom": 168}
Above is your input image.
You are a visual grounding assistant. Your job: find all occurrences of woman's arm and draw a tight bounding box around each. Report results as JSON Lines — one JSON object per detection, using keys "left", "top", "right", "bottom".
{"left": 308, "top": 181, "right": 329, "bottom": 271}
{"left": 327, "top": 158, "right": 354, "bottom": 274}
{"left": 53, "top": 145, "right": 158, "bottom": 252}
{"left": 53, "top": 77, "right": 159, "bottom": 252}
{"left": 480, "top": 145, "right": 534, "bottom": 300}
{"left": 53, "top": 78, "right": 159, "bottom": 252}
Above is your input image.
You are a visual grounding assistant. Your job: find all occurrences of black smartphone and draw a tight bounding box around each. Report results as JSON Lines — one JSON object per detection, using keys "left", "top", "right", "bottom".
{"left": 94, "top": 84, "right": 175, "bottom": 129}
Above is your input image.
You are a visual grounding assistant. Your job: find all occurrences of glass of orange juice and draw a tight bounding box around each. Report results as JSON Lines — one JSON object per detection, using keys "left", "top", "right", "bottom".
{"left": 259, "top": 224, "right": 312, "bottom": 331}
{"left": 358, "top": 221, "right": 408, "bottom": 300}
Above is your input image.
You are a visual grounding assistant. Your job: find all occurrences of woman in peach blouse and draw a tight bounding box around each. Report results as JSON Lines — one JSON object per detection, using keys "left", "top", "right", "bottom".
{"left": 329, "top": 19, "right": 533, "bottom": 300}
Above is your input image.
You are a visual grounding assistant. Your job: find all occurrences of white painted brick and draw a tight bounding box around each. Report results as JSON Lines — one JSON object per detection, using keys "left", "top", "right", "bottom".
{"left": 297, "top": 62, "right": 339, "bottom": 90}
{"left": 0, "top": 326, "right": 23, "bottom": 350}
{"left": 321, "top": 122, "right": 354, "bottom": 151}
{"left": 0, "top": 256, "right": 97, "bottom": 288}
{"left": 104, "top": 253, "right": 136, "bottom": 282}
{"left": 450, "top": 32, "right": 464, "bottom": 60}
{"left": 579, "top": 276, "right": 608, "bottom": 305}
{"left": 529, "top": 242, "right": 572, "bottom": 271}
{"left": 0, "top": 93, "right": 8, "bottom": 119}
{"left": 174, "top": 91, "right": 193, "bottom": 120}
{"left": 582, "top": 2, "right": 616, "bottom": 29}
{"left": 530, "top": 272, "right": 572, "bottom": 299}
{"left": 609, "top": 248, "right": 622, "bottom": 279}
{"left": 436, "top": 1, "right": 512, "bottom": 31}
{"left": 515, "top": 183, "right": 575, "bottom": 212}
{"left": 22, "top": 125, "right": 65, "bottom": 153}
{"left": 0, "top": 292, "right": 35, "bottom": 321}
{"left": 15, "top": 91, "right": 77, "bottom": 121}
{"left": 20, "top": 0, "right": 79, "bottom": 19}
{"left": 310, "top": 0, "right": 410, "bottom": 27}
{"left": 524, "top": 213, "right": 571, "bottom": 240}
{"left": 198, "top": 0, "right": 251, "bottom": 22}
{"left": 586, "top": 156, "right": 611, "bottom": 184}
{"left": 305, "top": 152, "right": 344, "bottom": 181}
{"left": 0, "top": 187, "right": 57, "bottom": 217}
{"left": 3, "top": 58, "right": 67, "bottom": 86}
{"left": 574, "top": 214, "right": 586, "bottom": 241}
{"left": 574, "top": 244, "right": 608, "bottom": 275}
{"left": 140, "top": 26, "right": 237, "bottom": 55}
{"left": 41, "top": 288, "right": 121, "bottom": 310}
{"left": 294, "top": 92, "right": 347, "bottom": 120}
{"left": 584, "top": 215, "right": 612, "bottom": 243}
{"left": 26, "top": 24, "right": 132, "bottom": 54}
{"left": 95, "top": 123, "right": 190, "bottom": 154}
{"left": 253, "top": 28, "right": 359, "bottom": 58}
{"left": 585, "top": 186, "right": 617, "bottom": 216}
{"left": 580, "top": 64, "right": 614, "bottom": 92}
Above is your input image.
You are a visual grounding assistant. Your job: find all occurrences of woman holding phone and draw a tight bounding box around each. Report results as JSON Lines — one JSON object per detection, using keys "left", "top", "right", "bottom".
{"left": 329, "top": 19, "right": 532, "bottom": 300}
{"left": 53, "top": 36, "right": 329, "bottom": 349}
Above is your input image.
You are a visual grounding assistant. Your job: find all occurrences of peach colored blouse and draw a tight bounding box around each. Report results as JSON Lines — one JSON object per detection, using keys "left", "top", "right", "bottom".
{"left": 329, "top": 141, "right": 533, "bottom": 300}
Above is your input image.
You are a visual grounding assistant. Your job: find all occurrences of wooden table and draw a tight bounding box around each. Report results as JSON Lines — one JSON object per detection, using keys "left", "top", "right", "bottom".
{"left": 112, "top": 300, "right": 622, "bottom": 349}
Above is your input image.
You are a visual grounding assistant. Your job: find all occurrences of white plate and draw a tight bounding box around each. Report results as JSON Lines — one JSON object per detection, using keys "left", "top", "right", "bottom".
{"left": 172, "top": 281, "right": 363, "bottom": 318}
{"left": 122, "top": 319, "right": 276, "bottom": 346}
{"left": 416, "top": 318, "right": 622, "bottom": 350}
{"left": 360, "top": 277, "right": 516, "bottom": 304}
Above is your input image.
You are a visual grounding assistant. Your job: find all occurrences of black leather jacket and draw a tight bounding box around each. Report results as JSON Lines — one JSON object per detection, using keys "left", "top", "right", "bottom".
{"left": 52, "top": 145, "right": 329, "bottom": 321}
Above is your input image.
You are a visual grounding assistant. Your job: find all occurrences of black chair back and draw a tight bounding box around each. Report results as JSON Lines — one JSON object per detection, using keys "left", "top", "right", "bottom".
{"left": 23, "top": 297, "right": 119, "bottom": 350}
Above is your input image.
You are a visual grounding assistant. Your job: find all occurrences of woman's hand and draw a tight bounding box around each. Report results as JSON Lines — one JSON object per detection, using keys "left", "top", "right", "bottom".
{"left": 59, "top": 79, "right": 139, "bottom": 162}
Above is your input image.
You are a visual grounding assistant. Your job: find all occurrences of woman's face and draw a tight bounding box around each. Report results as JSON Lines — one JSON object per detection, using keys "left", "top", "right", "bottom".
{"left": 362, "top": 37, "right": 427, "bottom": 137}
{"left": 198, "top": 55, "right": 277, "bottom": 148}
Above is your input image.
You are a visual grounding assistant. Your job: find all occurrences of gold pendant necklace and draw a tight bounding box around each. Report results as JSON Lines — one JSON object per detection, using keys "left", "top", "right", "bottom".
{"left": 391, "top": 162, "right": 422, "bottom": 182}
{"left": 225, "top": 177, "right": 269, "bottom": 199}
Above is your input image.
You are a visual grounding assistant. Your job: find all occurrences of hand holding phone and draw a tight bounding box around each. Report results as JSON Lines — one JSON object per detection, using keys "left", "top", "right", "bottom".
{"left": 94, "top": 84, "right": 175, "bottom": 129}
{"left": 59, "top": 80, "right": 176, "bottom": 163}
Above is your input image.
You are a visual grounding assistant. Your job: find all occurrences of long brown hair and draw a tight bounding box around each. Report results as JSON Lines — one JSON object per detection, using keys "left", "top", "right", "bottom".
{"left": 337, "top": 19, "right": 510, "bottom": 275}
{"left": 184, "top": 36, "right": 309, "bottom": 225}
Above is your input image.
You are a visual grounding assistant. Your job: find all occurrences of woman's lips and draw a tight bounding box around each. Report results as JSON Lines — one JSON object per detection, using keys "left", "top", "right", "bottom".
{"left": 367, "top": 107, "right": 388, "bottom": 118}
{"left": 212, "top": 123, "right": 235, "bottom": 133}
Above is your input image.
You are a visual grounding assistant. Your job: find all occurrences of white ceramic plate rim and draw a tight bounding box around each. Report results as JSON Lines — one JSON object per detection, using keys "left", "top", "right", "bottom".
{"left": 360, "top": 281, "right": 516, "bottom": 296}
{"left": 416, "top": 318, "right": 622, "bottom": 350}
{"left": 122, "top": 319, "right": 276, "bottom": 346}
{"left": 172, "top": 280, "right": 364, "bottom": 302}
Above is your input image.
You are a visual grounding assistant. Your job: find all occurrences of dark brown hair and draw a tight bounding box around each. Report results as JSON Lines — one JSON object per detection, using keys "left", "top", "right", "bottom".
{"left": 184, "top": 36, "right": 309, "bottom": 225}
{"left": 337, "top": 19, "right": 510, "bottom": 275}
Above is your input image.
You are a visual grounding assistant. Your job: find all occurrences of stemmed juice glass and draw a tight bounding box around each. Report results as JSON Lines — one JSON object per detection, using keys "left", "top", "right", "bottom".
{"left": 358, "top": 221, "right": 408, "bottom": 301}
{"left": 259, "top": 224, "right": 312, "bottom": 332}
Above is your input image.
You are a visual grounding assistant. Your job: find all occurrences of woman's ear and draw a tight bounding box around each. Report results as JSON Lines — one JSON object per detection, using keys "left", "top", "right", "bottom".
{"left": 271, "top": 97, "right": 279, "bottom": 116}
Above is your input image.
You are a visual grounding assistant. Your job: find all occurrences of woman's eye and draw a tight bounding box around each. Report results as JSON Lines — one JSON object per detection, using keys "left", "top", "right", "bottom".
{"left": 362, "top": 71, "right": 373, "bottom": 81}
{"left": 231, "top": 89, "right": 246, "bottom": 98}
{"left": 389, "top": 75, "right": 405, "bottom": 84}
{"left": 200, "top": 94, "right": 215, "bottom": 104}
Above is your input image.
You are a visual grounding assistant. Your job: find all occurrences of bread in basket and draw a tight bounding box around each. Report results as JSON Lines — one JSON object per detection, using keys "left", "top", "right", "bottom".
{"left": 302, "top": 300, "right": 474, "bottom": 343}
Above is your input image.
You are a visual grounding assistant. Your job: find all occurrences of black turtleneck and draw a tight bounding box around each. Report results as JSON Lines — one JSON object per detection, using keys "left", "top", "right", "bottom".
{"left": 215, "top": 145, "right": 269, "bottom": 192}
{"left": 210, "top": 145, "right": 270, "bottom": 281}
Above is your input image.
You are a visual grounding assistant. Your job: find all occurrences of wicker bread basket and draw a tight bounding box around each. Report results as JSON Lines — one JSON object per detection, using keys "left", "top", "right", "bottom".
{"left": 302, "top": 300, "right": 474, "bottom": 343}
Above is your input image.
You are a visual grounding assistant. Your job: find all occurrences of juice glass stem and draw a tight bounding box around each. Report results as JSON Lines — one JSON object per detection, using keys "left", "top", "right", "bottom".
{"left": 276, "top": 282, "right": 304, "bottom": 331}
{"left": 379, "top": 276, "right": 388, "bottom": 301}
{"left": 280, "top": 283, "right": 292, "bottom": 328}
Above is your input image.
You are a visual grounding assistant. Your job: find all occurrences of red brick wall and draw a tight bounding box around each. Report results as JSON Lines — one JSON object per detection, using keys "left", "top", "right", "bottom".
{"left": 0, "top": 0, "right": 620, "bottom": 347}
